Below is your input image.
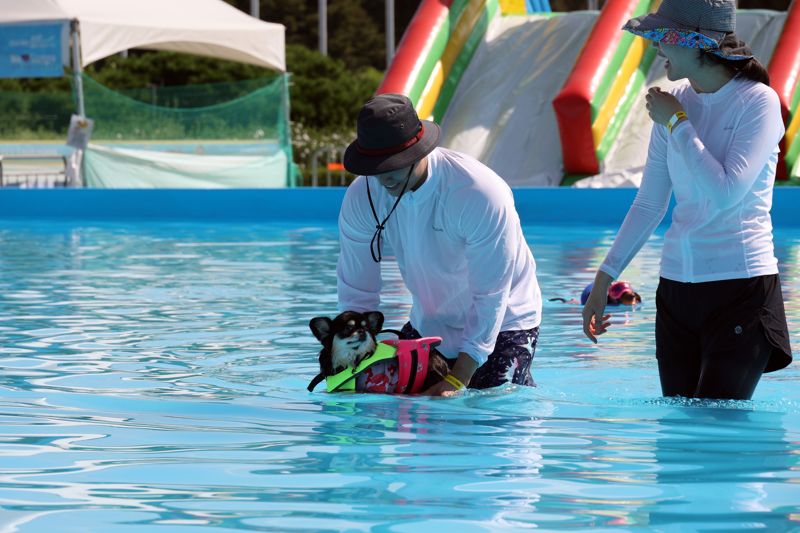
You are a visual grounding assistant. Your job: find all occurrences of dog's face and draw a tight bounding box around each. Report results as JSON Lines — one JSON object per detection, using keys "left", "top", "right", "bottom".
{"left": 309, "top": 311, "right": 384, "bottom": 376}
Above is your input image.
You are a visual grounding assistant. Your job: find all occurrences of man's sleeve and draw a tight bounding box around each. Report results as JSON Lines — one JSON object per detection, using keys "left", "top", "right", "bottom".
{"left": 457, "top": 185, "right": 519, "bottom": 365}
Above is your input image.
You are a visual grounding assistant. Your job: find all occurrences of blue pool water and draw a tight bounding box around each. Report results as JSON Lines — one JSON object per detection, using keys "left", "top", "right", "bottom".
{"left": 0, "top": 220, "right": 798, "bottom": 532}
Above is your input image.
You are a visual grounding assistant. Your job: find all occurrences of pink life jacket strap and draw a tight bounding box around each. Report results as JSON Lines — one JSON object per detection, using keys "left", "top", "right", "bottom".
{"left": 381, "top": 336, "right": 443, "bottom": 393}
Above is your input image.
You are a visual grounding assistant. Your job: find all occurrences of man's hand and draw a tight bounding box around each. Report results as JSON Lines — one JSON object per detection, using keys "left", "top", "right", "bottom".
{"left": 645, "top": 87, "right": 684, "bottom": 126}
{"left": 425, "top": 379, "right": 460, "bottom": 397}
{"left": 423, "top": 351, "right": 479, "bottom": 396}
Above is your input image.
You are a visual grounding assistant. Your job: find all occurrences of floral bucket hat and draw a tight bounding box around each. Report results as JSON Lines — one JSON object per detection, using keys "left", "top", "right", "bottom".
{"left": 623, "top": 0, "right": 754, "bottom": 60}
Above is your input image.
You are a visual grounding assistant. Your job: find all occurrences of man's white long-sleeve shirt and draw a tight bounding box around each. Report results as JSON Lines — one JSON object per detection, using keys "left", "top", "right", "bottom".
{"left": 600, "top": 77, "right": 784, "bottom": 283}
{"left": 337, "top": 147, "right": 542, "bottom": 365}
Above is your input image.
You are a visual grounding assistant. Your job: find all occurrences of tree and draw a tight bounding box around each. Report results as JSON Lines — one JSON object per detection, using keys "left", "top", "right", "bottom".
{"left": 225, "top": 0, "right": 421, "bottom": 71}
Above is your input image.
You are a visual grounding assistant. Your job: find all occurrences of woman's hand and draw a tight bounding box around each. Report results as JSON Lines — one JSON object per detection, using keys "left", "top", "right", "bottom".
{"left": 582, "top": 271, "right": 614, "bottom": 344}
{"left": 645, "top": 87, "right": 683, "bottom": 126}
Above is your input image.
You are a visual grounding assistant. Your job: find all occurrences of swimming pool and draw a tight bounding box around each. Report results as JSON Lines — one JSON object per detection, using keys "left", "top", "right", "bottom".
{"left": 0, "top": 211, "right": 797, "bottom": 532}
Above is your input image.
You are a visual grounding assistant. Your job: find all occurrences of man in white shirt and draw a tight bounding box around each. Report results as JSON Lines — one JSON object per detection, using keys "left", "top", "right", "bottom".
{"left": 338, "top": 93, "right": 543, "bottom": 396}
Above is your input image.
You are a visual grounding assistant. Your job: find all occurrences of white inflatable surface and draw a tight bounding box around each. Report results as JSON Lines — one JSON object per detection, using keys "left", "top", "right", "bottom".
{"left": 439, "top": 12, "right": 597, "bottom": 186}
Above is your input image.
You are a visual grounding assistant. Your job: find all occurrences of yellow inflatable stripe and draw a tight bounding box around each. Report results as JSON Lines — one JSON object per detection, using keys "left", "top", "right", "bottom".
{"left": 441, "top": 0, "right": 489, "bottom": 78}
{"left": 592, "top": 36, "right": 646, "bottom": 148}
{"left": 786, "top": 107, "right": 800, "bottom": 149}
{"left": 417, "top": 61, "right": 445, "bottom": 119}
{"left": 416, "top": 0, "right": 488, "bottom": 119}
{"left": 499, "top": 0, "right": 526, "bottom": 15}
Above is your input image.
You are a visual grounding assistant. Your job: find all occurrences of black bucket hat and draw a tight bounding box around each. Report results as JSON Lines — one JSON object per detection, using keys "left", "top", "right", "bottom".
{"left": 343, "top": 93, "right": 441, "bottom": 176}
{"left": 624, "top": 0, "right": 753, "bottom": 60}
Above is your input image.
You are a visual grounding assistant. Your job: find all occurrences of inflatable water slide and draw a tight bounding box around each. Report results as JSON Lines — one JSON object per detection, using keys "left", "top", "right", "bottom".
{"left": 559, "top": 2, "right": 800, "bottom": 184}
{"left": 377, "top": 0, "right": 800, "bottom": 186}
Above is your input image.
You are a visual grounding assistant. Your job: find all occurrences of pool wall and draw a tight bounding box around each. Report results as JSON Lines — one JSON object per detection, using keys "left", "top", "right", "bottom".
{"left": 0, "top": 188, "right": 798, "bottom": 226}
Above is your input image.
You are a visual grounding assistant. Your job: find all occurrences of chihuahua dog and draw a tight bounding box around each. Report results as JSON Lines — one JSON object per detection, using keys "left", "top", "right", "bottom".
{"left": 308, "top": 310, "right": 450, "bottom": 393}
{"left": 310, "top": 310, "right": 384, "bottom": 377}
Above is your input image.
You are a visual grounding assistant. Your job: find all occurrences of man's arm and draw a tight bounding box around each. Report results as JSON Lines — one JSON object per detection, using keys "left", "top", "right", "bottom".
{"left": 426, "top": 183, "right": 519, "bottom": 397}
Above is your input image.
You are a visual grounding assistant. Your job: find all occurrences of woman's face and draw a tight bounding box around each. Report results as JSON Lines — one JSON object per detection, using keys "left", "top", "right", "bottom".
{"left": 657, "top": 41, "right": 701, "bottom": 81}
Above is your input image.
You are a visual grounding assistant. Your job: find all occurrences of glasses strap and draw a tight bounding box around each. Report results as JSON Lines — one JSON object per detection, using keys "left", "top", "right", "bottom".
{"left": 366, "top": 166, "right": 413, "bottom": 263}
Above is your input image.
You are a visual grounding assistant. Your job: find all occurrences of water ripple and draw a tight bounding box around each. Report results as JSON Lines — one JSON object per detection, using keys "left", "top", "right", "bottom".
{"left": 0, "top": 221, "right": 797, "bottom": 531}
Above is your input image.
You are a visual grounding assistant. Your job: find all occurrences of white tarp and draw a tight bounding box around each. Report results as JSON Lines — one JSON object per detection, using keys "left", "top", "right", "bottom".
{"left": 0, "top": 0, "right": 285, "bottom": 71}
{"left": 83, "top": 144, "right": 288, "bottom": 188}
{"left": 439, "top": 12, "right": 597, "bottom": 186}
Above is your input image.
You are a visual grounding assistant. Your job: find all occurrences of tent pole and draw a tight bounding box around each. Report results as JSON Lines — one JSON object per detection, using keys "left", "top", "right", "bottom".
{"left": 385, "top": 0, "right": 395, "bottom": 67}
{"left": 318, "top": 0, "right": 327, "bottom": 55}
{"left": 70, "top": 19, "right": 85, "bottom": 116}
{"left": 283, "top": 73, "right": 296, "bottom": 187}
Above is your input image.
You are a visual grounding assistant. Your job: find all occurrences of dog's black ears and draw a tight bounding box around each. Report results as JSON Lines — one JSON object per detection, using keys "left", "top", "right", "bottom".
{"left": 309, "top": 317, "right": 332, "bottom": 342}
{"left": 364, "top": 311, "right": 384, "bottom": 335}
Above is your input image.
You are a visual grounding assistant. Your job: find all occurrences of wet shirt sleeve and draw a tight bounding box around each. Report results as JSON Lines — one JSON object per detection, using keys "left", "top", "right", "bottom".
{"left": 337, "top": 177, "right": 382, "bottom": 312}
{"left": 600, "top": 123, "right": 673, "bottom": 279}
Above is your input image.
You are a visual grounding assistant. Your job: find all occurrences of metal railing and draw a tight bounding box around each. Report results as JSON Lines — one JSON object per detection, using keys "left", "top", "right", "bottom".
{"left": 309, "top": 145, "right": 350, "bottom": 186}
{"left": 0, "top": 155, "right": 69, "bottom": 188}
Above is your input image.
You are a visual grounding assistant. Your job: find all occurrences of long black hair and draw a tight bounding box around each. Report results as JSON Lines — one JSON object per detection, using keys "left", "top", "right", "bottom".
{"left": 701, "top": 33, "right": 770, "bottom": 85}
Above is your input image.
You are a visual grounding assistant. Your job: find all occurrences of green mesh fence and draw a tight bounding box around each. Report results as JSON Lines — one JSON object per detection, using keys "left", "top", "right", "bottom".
{"left": 0, "top": 75, "right": 292, "bottom": 145}
{"left": 81, "top": 74, "right": 291, "bottom": 149}
{"left": 0, "top": 74, "right": 296, "bottom": 184}
{"left": 83, "top": 74, "right": 295, "bottom": 185}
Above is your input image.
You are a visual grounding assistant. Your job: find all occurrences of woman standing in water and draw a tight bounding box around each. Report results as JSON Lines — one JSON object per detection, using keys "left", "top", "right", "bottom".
{"left": 582, "top": 0, "right": 792, "bottom": 400}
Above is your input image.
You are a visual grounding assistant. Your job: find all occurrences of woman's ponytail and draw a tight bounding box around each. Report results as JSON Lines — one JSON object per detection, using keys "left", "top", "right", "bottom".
{"left": 707, "top": 54, "right": 770, "bottom": 85}
{"left": 703, "top": 34, "right": 770, "bottom": 85}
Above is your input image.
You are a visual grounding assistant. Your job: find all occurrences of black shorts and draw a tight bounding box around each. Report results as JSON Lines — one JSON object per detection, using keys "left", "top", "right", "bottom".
{"left": 655, "top": 274, "right": 792, "bottom": 375}
{"left": 399, "top": 322, "right": 539, "bottom": 389}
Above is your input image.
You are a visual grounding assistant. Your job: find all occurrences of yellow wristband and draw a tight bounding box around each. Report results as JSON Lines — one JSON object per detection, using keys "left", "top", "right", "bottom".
{"left": 443, "top": 373, "right": 465, "bottom": 390}
{"left": 667, "top": 111, "right": 687, "bottom": 134}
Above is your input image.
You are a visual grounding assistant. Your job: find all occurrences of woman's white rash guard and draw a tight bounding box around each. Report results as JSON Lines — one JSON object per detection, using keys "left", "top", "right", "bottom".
{"left": 600, "top": 77, "right": 784, "bottom": 283}
{"left": 337, "top": 147, "right": 542, "bottom": 365}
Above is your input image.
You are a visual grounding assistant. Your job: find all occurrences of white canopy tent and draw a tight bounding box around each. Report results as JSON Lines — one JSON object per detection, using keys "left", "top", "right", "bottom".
{"left": 0, "top": 0, "right": 285, "bottom": 70}
{"left": 0, "top": 0, "right": 291, "bottom": 188}
{"left": 0, "top": 0, "right": 286, "bottom": 114}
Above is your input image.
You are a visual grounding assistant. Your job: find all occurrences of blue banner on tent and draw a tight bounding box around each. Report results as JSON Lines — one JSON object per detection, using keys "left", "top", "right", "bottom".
{"left": 0, "top": 22, "right": 68, "bottom": 79}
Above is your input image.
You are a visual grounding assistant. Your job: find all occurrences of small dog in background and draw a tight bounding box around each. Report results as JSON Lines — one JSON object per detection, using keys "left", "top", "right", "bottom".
{"left": 308, "top": 310, "right": 450, "bottom": 393}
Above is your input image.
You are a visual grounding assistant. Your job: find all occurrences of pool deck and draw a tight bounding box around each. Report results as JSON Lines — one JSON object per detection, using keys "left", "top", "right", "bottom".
{"left": 0, "top": 188, "right": 798, "bottom": 226}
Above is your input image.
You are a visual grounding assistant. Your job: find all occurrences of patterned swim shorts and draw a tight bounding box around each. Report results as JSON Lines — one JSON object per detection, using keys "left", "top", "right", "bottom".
{"left": 398, "top": 322, "right": 540, "bottom": 389}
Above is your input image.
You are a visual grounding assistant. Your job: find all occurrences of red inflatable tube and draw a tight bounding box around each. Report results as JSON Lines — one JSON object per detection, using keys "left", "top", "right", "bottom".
{"left": 377, "top": 0, "right": 453, "bottom": 96}
{"left": 553, "top": 0, "right": 641, "bottom": 175}
{"left": 766, "top": 2, "right": 800, "bottom": 181}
